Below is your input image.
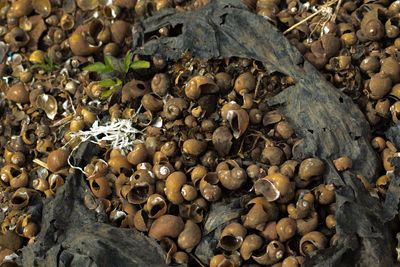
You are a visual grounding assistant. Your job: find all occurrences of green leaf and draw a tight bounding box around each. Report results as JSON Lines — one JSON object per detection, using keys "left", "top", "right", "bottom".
{"left": 104, "top": 55, "right": 114, "bottom": 71}
{"left": 48, "top": 51, "right": 54, "bottom": 67}
{"left": 397, "top": 248, "right": 400, "bottom": 262}
{"left": 30, "top": 63, "right": 50, "bottom": 71}
{"left": 100, "top": 87, "right": 116, "bottom": 98}
{"left": 97, "top": 79, "right": 117, "bottom": 88}
{"left": 123, "top": 52, "right": 133, "bottom": 73}
{"left": 130, "top": 60, "right": 150, "bottom": 70}
{"left": 115, "top": 78, "right": 122, "bottom": 86}
{"left": 83, "top": 62, "right": 107, "bottom": 72}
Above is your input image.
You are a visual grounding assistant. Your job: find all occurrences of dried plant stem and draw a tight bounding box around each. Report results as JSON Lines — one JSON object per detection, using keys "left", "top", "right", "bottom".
{"left": 330, "top": 0, "right": 343, "bottom": 22}
{"left": 283, "top": 0, "right": 338, "bottom": 35}
{"left": 33, "top": 158, "right": 49, "bottom": 170}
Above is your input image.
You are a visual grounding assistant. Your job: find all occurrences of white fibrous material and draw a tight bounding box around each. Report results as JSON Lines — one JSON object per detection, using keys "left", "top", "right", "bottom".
{"left": 66, "top": 119, "right": 144, "bottom": 173}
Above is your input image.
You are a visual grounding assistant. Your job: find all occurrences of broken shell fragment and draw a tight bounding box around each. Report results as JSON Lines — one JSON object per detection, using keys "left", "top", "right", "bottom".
{"left": 299, "top": 231, "right": 327, "bottom": 256}
{"left": 35, "top": 94, "right": 58, "bottom": 120}
{"left": 254, "top": 178, "right": 280, "bottom": 201}
{"left": 333, "top": 156, "right": 352, "bottom": 171}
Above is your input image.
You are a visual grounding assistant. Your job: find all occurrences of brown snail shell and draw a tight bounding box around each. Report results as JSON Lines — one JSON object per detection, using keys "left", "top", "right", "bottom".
{"left": 153, "top": 161, "right": 174, "bottom": 180}
{"left": 181, "top": 184, "right": 198, "bottom": 201}
{"left": 9, "top": 168, "right": 28, "bottom": 189}
{"left": 261, "top": 221, "right": 278, "bottom": 241}
{"left": 89, "top": 177, "right": 112, "bottom": 198}
{"left": 226, "top": 108, "right": 249, "bottom": 139}
{"left": 297, "top": 158, "right": 325, "bottom": 187}
{"left": 32, "top": 177, "right": 49, "bottom": 192}
{"left": 60, "top": 14, "right": 75, "bottom": 31}
{"left": 148, "top": 215, "right": 185, "bottom": 240}
{"left": 23, "top": 222, "right": 39, "bottom": 239}
{"left": 141, "top": 94, "right": 164, "bottom": 112}
{"left": 47, "top": 149, "right": 70, "bottom": 173}
{"left": 212, "top": 126, "right": 233, "bottom": 156}
{"left": 162, "top": 97, "right": 188, "bottom": 121}
{"left": 108, "top": 156, "right": 132, "bottom": 174}
{"left": 219, "top": 222, "right": 247, "bottom": 252}
{"left": 151, "top": 73, "right": 170, "bottom": 96}
{"left": 299, "top": 231, "right": 327, "bottom": 256}
{"left": 159, "top": 237, "right": 177, "bottom": 265}
{"left": 103, "top": 4, "right": 120, "bottom": 19}
{"left": 358, "top": 9, "right": 384, "bottom": 41}
{"left": 191, "top": 165, "right": 207, "bottom": 186}
{"left": 218, "top": 165, "right": 247, "bottom": 190}
{"left": 76, "top": 0, "right": 98, "bottom": 10}
{"left": 29, "top": 50, "right": 45, "bottom": 64}
{"left": 215, "top": 72, "right": 232, "bottom": 94}
{"left": 145, "top": 194, "right": 167, "bottom": 219}
{"left": 210, "top": 254, "right": 235, "bottom": 267}
{"left": 48, "top": 174, "right": 65, "bottom": 192}
{"left": 314, "top": 184, "right": 335, "bottom": 205}
{"left": 240, "top": 234, "right": 263, "bottom": 260}
{"left": 333, "top": 156, "right": 352, "bottom": 171}
{"left": 252, "top": 240, "right": 285, "bottom": 265}
{"left": 199, "top": 172, "right": 221, "bottom": 202}
{"left": 127, "top": 143, "right": 148, "bottom": 165}
{"left": 280, "top": 160, "right": 299, "bottom": 179}
{"left": 325, "top": 214, "right": 336, "bottom": 229}
{"left": 254, "top": 178, "right": 280, "bottom": 201}
{"left": 1, "top": 164, "right": 21, "bottom": 184}
{"left": 165, "top": 171, "right": 187, "bottom": 205}
{"left": 133, "top": 209, "right": 152, "bottom": 232}
{"left": 266, "top": 173, "right": 295, "bottom": 203}
{"left": 160, "top": 141, "right": 177, "bottom": 158}
{"left": 185, "top": 75, "right": 219, "bottom": 100}
{"left": 383, "top": 148, "right": 396, "bottom": 171}
{"left": 121, "top": 79, "right": 150, "bottom": 103}
{"left": 172, "top": 251, "right": 189, "bottom": 264}
{"left": 0, "top": 230, "right": 24, "bottom": 251}
{"left": 242, "top": 197, "right": 278, "bottom": 230}
{"left": 11, "top": 0, "right": 33, "bottom": 17}
{"left": 381, "top": 56, "right": 400, "bottom": 83}
{"left": 296, "top": 211, "right": 318, "bottom": 236}
{"left": 282, "top": 256, "right": 303, "bottom": 267}
{"left": 276, "top": 217, "right": 296, "bottom": 242}
{"left": 32, "top": 0, "right": 51, "bottom": 17}
{"left": 261, "top": 146, "right": 285, "bottom": 166}
{"left": 10, "top": 187, "right": 30, "bottom": 209}
{"left": 275, "top": 121, "right": 294, "bottom": 139}
{"left": 6, "top": 84, "right": 29, "bottom": 104}
{"left": 127, "top": 170, "right": 155, "bottom": 204}
{"left": 103, "top": 42, "right": 120, "bottom": 56}
{"left": 69, "top": 33, "right": 100, "bottom": 56}
{"left": 287, "top": 198, "right": 312, "bottom": 220}
{"left": 177, "top": 220, "right": 201, "bottom": 252}
{"left": 182, "top": 139, "right": 207, "bottom": 156}
{"left": 111, "top": 20, "right": 130, "bottom": 44}
{"left": 234, "top": 72, "right": 256, "bottom": 94}
{"left": 369, "top": 72, "right": 392, "bottom": 100}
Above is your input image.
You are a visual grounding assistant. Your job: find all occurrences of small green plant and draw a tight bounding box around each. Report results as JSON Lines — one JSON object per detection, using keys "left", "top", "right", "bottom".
{"left": 30, "top": 51, "right": 60, "bottom": 72}
{"left": 83, "top": 52, "right": 150, "bottom": 98}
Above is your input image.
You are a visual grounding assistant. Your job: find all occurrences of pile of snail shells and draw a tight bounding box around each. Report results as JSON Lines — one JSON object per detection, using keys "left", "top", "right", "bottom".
{"left": 210, "top": 162, "right": 337, "bottom": 267}
{"left": 67, "top": 54, "right": 338, "bottom": 266}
